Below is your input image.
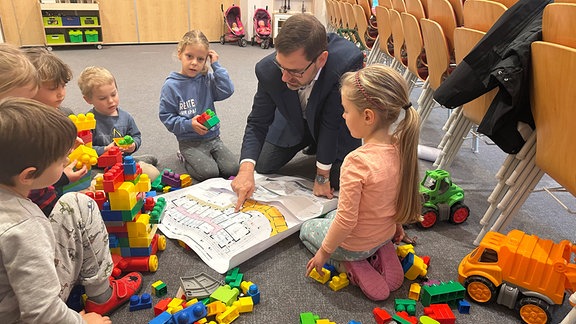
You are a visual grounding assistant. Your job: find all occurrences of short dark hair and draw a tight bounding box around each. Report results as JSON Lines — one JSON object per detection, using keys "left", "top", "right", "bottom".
{"left": 0, "top": 97, "right": 76, "bottom": 185}
{"left": 22, "top": 47, "right": 72, "bottom": 86}
{"left": 274, "top": 14, "right": 328, "bottom": 60}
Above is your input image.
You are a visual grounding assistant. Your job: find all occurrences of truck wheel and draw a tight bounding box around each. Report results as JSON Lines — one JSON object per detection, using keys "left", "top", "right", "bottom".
{"left": 449, "top": 202, "right": 470, "bottom": 224}
{"left": 419, "top": 207, "right": 438, "bottom": 228}
{"left": 464, "top": 276, "right": 496, "bottom": 303}
{"left": 518, "top": 297, "right": 551, "bottom": 324}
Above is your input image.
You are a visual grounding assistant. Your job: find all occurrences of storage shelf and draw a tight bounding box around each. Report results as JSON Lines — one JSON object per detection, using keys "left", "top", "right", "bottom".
{"left": 40, "top": 3, "right": 98, "bottom": 11}
{"left": 47, "top": 42, "right": 102, "bottom": 46}
{"left": 44, "top": 25, "right": 101, "bottom": 29}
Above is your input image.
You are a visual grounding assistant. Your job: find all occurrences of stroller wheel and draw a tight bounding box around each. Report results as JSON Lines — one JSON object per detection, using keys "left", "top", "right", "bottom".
{"left": 261, "top": 41, "right": 266, "bottom": 49}
{"left": 220, "top": 36, "right": 225, "bottom": 45}
{"left": 240, "top": 39, "right": 248, "bottom": 47}
{"left": 251, "top": 36, "right": 255, "bottom": 46}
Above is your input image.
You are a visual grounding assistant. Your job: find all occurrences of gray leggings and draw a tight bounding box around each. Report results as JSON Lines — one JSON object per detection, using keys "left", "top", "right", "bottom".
{"left": 179, "top": 136, "right": 239, "bottom": 182}
{"left": 299, "top": 209, "right": 381, "bottom": 262}
{"left": 50, "top": 193, "right": 113, "bottom": 300}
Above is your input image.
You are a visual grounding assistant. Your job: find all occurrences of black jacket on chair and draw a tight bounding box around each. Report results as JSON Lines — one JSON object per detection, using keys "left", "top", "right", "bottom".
{"left": 433, "top": 0, "right": 551, "bottom": 154}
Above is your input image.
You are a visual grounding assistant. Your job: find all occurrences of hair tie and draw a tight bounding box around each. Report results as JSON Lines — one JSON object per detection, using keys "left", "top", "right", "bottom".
{"left": 402, "top": 102, "right": 412, "bottom": 110}
{"left": 354, "top": 72, "right": 380, "bottom": 109}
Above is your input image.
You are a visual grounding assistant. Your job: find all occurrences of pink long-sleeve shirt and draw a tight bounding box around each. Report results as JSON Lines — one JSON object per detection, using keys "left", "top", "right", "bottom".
{"left": 322, "top": 143, "right": 400, "bottom": 253}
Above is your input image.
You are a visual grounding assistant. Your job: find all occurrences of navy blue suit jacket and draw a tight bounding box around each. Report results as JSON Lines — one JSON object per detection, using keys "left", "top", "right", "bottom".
{"left": 240, "top": 33, "right": 363, "bottom": 165}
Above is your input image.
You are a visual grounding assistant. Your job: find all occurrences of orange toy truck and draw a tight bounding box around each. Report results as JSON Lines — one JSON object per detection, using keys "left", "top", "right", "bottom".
{"left": 458, "top": 229, "right": 576, "bottom": 324}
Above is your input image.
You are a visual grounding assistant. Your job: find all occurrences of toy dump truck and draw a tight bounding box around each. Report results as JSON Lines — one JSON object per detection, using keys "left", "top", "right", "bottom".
{"left": 418, "top": 169, "right": 469, "bottom": 228}
{"left": 458, "top": 229, "right": 576, "bottom": 324}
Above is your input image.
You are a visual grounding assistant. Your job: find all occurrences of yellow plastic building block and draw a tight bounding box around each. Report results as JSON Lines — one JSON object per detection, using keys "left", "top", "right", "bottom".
{"left": 135, "top": 174, "right": 151, "bottom": 192}
{"left": 328, "top": 273, "right": 349, "bottom": 291}
{"left": 419, "top": 315, "right": 440, "bottom": 324}
{"left": 108, "top": 181, "right": 137, "bottom": 210}
{"left": 68, "top": 145, "right": 98, "bottom": 170}
{"left": 240, "top": 281, "right": 254, "bottom": 295}
{"left": 397, "top": 244, "right": 415, "bottom": 258}
{"left": 180, "top": 174, "right": 192, "bottom": 187}
{"left": 309, "top": 267, "right": 331, "bottom": 284}
{"left": 128, "top": 224, "right": 157, "bottom": 248}
{"left": 409, "top": 283, "right": 421, "bottom": 300}
{"left": 215, "top": 305, "right": 239, "bottom": 324}
{"left": 206, "top": 301, "right": 227, "bottom": 317}
{"left": 69, "top": 113, "right": 96, "bottom": 132}
{"left": 316, "top": 319, "right": 336, "bottom": 324}
{"left": 126, "top": 213, "right": 151, "bottom": 237}
{"left": 232, "top": 296, "right": 254, "bottom": 313}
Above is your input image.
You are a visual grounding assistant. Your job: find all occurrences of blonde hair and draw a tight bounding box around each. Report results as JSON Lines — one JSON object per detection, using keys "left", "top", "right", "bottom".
{"left": 176, "top": 30, "right": 210, "bottom": 75}
{"left": 0, "top": 97, "right": 76, "bottom": 185}
{"left": 22, "top": 47, "right": 72, "bottom": 86}
{"left": 341, "top": 64, "right": 422, "bottom": 224}
{"left": 77, "top": 66, "right": 116, "bottom": 98}
{"left": 0, "top": 44, "right": 39, "bottom": 98}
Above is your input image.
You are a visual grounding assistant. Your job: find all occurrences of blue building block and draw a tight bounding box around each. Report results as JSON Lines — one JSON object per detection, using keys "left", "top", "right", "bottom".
{"left": 149, "top": 311, "right": 172, "bottom": 324}
{"left": 129, "top": 293, "right": 152, "bottom": 311}
{"left": 247, "top": 283, "right": 260, "bottom": 305}
{"left": 169, "top": 301, "right": 207, "bottom": 324}
{"left": 348, "top": 321, "right": 362, "bottom": 324}
{"left": 123, "top": 156, "right": 137, "bottom": 175}
{"left": 323, "top": 263, "right": 337, "bottom": 277}
{"left": 458, "top": 299, "right": 471, "bottom": 314}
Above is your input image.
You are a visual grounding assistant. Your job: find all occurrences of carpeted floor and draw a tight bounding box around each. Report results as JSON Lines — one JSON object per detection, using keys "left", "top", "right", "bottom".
{"left": 50, "top": 40, "right": 576, "bottom": 323}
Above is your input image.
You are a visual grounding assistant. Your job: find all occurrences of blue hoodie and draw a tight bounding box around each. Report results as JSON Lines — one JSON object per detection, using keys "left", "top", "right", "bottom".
{"left": 159, "top": 62, "right": 234, "bottom": 142}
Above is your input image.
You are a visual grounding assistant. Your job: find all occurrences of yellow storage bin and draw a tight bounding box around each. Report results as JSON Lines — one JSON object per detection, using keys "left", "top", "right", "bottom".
{"left": 80, "top": 16, "right": 99, "bottom": 26}
{"left": 43, "top": 16, "right": 62, "bottom": 26}
{"left": 46, "top": 34, "right": 65, "bottom": 44}
{"left": 84, "top": 30, "right": 99, "bottom": 42}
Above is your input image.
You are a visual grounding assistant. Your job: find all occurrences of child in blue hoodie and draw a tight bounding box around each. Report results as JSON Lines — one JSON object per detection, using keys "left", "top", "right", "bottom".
{"left": 159, "top": 30, "right": 239, "bottom": 182}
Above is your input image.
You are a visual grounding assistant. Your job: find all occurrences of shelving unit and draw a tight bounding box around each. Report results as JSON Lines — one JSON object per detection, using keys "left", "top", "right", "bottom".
{"left": 40, "top": 2, "right": 103, "bottom": 50}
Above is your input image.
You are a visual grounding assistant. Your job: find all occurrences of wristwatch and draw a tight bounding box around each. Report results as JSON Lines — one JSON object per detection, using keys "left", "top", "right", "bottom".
{"left": 315, "top": 174, "right": 329, "bottom": 184}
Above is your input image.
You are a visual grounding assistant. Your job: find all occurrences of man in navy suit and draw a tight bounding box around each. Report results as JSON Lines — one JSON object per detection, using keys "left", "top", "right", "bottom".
{"left": 232, "top": 14, "right": 363, "bottom": 211}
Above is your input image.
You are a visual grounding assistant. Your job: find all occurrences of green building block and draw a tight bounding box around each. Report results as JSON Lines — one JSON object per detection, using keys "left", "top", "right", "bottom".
{"left": 421, "top": 281, "right": 465, "bottom": 307}
{"left": 395, "top": 298, "right": 417, "bottom": 315}
{"left": 300, "top": 312, "right": 320, "bottom": 324}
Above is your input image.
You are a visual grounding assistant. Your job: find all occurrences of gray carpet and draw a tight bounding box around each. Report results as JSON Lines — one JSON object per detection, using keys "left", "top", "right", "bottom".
{"left": 51, "top": 41, "right": 576, "bottom": 323}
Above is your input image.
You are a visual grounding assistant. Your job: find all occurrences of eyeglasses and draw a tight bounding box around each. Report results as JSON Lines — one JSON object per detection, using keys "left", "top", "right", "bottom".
{"left": 273, "top": 53, "right": 320, "bottom": 78}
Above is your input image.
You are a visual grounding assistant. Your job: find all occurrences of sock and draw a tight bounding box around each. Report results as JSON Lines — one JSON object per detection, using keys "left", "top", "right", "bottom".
{"left": 89, "top": 286, "right": 112, "bottom": 304}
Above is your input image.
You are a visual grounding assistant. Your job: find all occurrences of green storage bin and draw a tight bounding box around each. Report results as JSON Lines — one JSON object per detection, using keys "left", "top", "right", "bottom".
{"left": 84, "top": 30, "right": 99, "bottom": 42}
{"left": 80, "top": 16, "right": 99, "bottom": 26}
{"left": 46, "top": 34, "right": 65, "bottom": 44}
{"left": 43, "top": 16, "right": 62, "bottom": 26}
{"left": 68, "top": 30, "right": 83, "bottom": 43}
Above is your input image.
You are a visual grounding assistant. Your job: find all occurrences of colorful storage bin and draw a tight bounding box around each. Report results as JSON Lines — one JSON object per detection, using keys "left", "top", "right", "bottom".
{"left": 84, "top": 30, "right": 99, "bottom": 42}
{"left": 62, "top": 16, "right": 81, "bottom": 26}
{"left": 43, "top": 16, "right": 62, "bottom": 26}
{"left": 80, "top": 16, "right": 99, "bottom": 26}
{"left": 68, "top": 30, "right": 83, "bottom": 43}
{"left": 46, "top": 34, "right": 65, "bottom": 44}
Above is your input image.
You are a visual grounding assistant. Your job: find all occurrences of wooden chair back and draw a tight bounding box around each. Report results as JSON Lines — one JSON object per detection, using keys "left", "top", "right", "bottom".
{"left": 379, "top": 0, "right": 394, "bottom": 9}
{"left": 392, "top": 0, "right": 408, "bottom": 12}
{"left": 357, "top": 0, "right": 373, "bottom": 21}
{"left": 530, "top": 3, "right": 576, "bottom": 195}
{"left": 420, "top": 18, "right": 450, "bottom": 90}
{"left": 542, "top": 2, "right": 576, "bottom": 47}
{"left": 389, "top": 9, "right": 406, "bottom": 65}
{"left": 463, "top": 0, "right": 507, "bottom": 32}
{"left": 406, "top": 0, "right": 426, "bottom": 20}
{"left": 375, "top": 5, "right": 393, "bottom": 56}
{"left": 401, "top": 12, "right": 427, "bottom": 80}
{"left": 488, "top": 0, "right": 517, "bottom": 8}
{"left": 354, "top": 4, "right": 370, "bottom": 48}
{"left": 447, "top": 0, "right": 464, "bottom": 26}
{"left": 427, "top": 0, "right": 457, "bottom": 54}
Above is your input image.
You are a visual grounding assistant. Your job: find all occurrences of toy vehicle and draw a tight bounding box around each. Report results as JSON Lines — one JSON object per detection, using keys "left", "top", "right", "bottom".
{"left": 418, "top": 169, "right": 469, "bottom": 228}
{"left": 458, "top": 229, "right": 576, "bottom": 324}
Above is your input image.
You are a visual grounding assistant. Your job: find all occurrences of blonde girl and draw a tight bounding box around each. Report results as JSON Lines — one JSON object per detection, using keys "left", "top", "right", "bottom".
{"left": 300, "top": 64, "right": 422, "bottom": 301}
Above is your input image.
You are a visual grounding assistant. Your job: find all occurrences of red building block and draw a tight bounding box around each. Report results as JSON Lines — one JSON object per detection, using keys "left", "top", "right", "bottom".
{"left": 85, "top": 191, "right": 107, "bottom": 210}
{"left": 395, "top": 311, "right": 417, "bottom": 324}
{"left": 98, "top": 147, "right": 123, "bottom": 168}
{"left": 423, "top": 304, "right": 456, "bottom": 324}
{"left": 103, "top": 164, "right": 125, "bottom": 192}
{"left": 373, "top": 307, "right": 393, "bottom": 324}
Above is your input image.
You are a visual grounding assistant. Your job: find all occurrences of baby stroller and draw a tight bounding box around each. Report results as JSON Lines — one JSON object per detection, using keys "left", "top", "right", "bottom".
{"left": 220, "top": 4, "right": 248, "bottom": 47}
{"left": 251, "top": 7, "right": 272, "bottom": 49}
